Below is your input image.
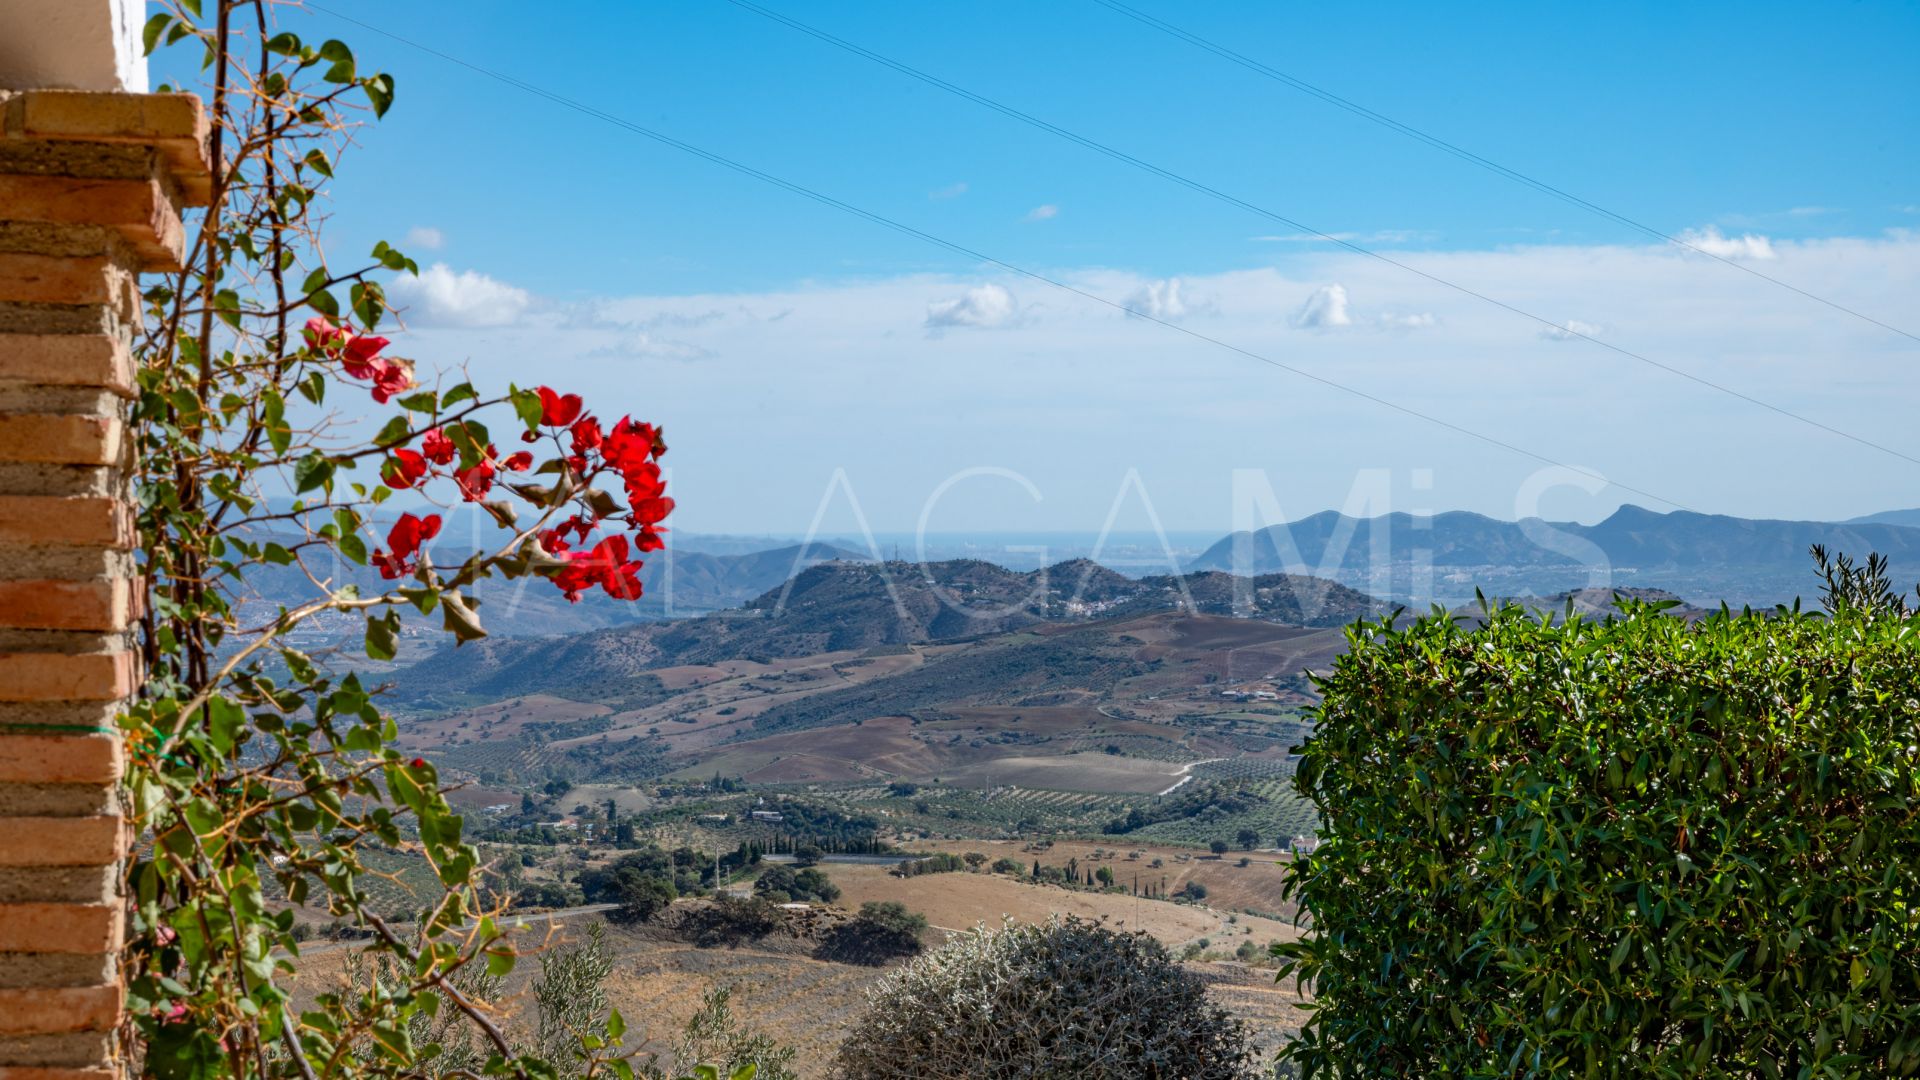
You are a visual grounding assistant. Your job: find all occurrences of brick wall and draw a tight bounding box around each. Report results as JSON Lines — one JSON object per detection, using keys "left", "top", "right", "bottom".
{"left": 0, "top": 89, "right": 209, "bottom": 1078}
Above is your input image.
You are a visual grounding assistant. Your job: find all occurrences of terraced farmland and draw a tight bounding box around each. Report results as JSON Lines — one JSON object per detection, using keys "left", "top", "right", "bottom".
{"left": 1128, "top": 779, "right": 1318, "bottom": 849}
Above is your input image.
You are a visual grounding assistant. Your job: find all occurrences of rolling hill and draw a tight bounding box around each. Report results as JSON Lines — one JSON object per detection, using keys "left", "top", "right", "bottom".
{"left": 385, "top": 559, "right": 1379, "bottom": 710}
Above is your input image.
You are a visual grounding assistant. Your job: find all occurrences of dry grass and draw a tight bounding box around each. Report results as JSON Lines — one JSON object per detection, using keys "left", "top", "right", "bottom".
{"left": 818, "top": 862, "right": 1300, "bottom": 952}
{"left": 910, "top": 837, "right": 1302, "bottom": 921}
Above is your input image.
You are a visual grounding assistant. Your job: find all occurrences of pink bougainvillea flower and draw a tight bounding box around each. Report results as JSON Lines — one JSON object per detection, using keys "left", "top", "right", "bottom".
{"left": 302, "top": 316, "right": 349, "bottom": 351}
{"left": 365, "top": 358, "right": 413, "bottom": 404}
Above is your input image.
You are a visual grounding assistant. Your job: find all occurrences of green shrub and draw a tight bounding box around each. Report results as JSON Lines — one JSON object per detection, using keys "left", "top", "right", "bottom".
{"left": 835, "top": 915, "right": 1252, "bottom": 1078}
{"left": 816, "top": 901, "right": 927, "bottom": 965}
{"left": 1279, "top": 599, "right": 1920, "bottom": 1077}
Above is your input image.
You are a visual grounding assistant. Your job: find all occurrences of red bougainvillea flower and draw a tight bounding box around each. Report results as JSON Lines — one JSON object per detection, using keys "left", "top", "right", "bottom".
{"left": 410, "top": 758, "right": 428, "bottom": 769}
{"left": 501, "top": 450, "right": 534, "bottom": 472}
{"left": 302, "top": 316, "right": 349, "bottom": 351}
{"left": 594, "top": 535, "right": 644, "bottom": 600}
{"left": 454, "top": 458, "right": 495, "bottom": 502}
{"left": 602, "top": 417, "right": 658, "bottom": 475}
{"left": 570, "top": 417, "right": 603, "bottom": 454}
{"left": 372, "top": 512, "right": 441, "bottom": 580}
{"left": 301, "top": 317, "right": 413, "bottom": 402}
{"left": 366, "top": 358, "right": 414, "bottom": 404}
{"left": 420, "top": 427, "right": 457, "bottom": 465}
{"left": 551, "top": 534, "right": 646, "bottom": 602}
{"left": 382, "top": 448, "right": 428, "bottom": 489}
{"left": 537, "top": 386, "right": 583, "bottom": 427}
{"left": 340, "top": 334, "right": 391, "bottom": 379}
{"left": 633, "top": 496, "right": 675, "bottom": 526}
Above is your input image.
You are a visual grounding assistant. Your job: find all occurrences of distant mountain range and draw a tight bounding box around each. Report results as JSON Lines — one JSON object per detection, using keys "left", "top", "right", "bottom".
{"left": 1189, "top": 504, "right": 1920, "bottom": 607}
{"left": 246, "top": 540, "right": 865, "bottom": 639}
{"left": 1845, "top": 508, "right": 1920, "bottom": 529}
{"left": 386, "top": 559, "right": 1380, "bottom": 709}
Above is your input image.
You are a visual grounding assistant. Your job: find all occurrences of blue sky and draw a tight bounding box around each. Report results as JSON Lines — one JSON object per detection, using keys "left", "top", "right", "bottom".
{"left": 163, "top": 2, "right": 1920, "bottom": 535}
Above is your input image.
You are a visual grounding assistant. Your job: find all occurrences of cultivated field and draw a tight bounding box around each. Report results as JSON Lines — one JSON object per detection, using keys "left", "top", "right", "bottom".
{"left": 907, "top": 837, "right": 1303, "bottom": 920}
{"left": 818, "top": 861, "right": 1301, "bottom": 951}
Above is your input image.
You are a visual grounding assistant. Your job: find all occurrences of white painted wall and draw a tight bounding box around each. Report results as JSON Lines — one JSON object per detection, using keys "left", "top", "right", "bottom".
{"left": 0, "top": 0, "right": 148, "bottom": 92}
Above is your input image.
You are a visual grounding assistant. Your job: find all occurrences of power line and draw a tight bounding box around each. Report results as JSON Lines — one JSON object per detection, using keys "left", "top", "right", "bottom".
{"left": 313, "top": 5, "right": 1761, "bottom": 515}
{"left": 1090, "top": 0, "right": 1920, "bottom": 348}
{"left": 719, "top": 0, "right": 1920, "bottom": 470}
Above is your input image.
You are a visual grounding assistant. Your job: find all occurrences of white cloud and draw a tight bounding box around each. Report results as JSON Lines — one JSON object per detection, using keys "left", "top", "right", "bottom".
{"left": 926, "top": 283, "right": 1016, "bottom": 329}
{"left": 404, "top": 226, "right": 445, "bottom": 251}
{"left": 1787, "top": 206, "right": 1839, "bottom": 217}
{"left": 1377, "top": 311, "right": 1438, "bottom": 332}
{"left": 1677, "top": 225, "right": 1776, "bottom": 260}
{"left": 929, "top": 181, "right": 968, "bottom": 200}
{"left": 1025, "top": 204, "right": 1060, "bottom": 222}
{"left": 378, "top": 231, "right": 1920, "bottom": 532}
{"left": 392, "top": 263, "right": 532, "bottom": 327}
{"left": 1540, "top": 318, "right": 1603, "bottom": 341}
{"left": 1291, "top": 283, "right": 1353, "bottom": 329}
{"left": 1122, "top": 277, "right": 1190, "bottom": 321}
{"left": 584, "top": 333, "right": 711, "bottom": 364}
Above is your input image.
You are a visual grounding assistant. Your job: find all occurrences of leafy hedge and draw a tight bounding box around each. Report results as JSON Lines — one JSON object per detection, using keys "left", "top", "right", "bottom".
{"left": 1280, "top": 600, "right": 1920, "bottom": 1077}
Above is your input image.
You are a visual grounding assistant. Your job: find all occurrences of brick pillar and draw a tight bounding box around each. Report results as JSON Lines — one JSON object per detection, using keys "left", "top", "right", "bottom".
{"left": 0, "top": 89, "right": 209, "bottom": 1078}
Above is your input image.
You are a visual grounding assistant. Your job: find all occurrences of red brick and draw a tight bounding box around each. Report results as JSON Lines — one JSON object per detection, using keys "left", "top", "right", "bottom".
{"left": 0, "top": 903, "right": 120, "bottom": 953}
{"left": 0, "top": 652, "right": 137, "bottom": 702}
{"left": 0, "top": 174, "right": 183, "bottom": 271}
{"left": 0, "top": 414, "right": 122, "bottom": 466}
{"left": 0, "top": 497, "right": 134, "bottom": 549}
{"left": 0, "top": 1069, "right": 117, "bottom": 1080}
{"left": 0, "top": 985, "right": 120, "bottom": 1035}
{"left": 9, "top": 91, "right": 212, "bottom": 207}
{"left": 0, "top": 817, "right": 123, "bottom": 867}
{"left": 0, "top": 335, "right": 132, "bottom": 395}
{"left": 0, "top": 735, "right": 122, "bottom": 784}
{"left": 0, "top": 254, "right": 124, "bottom": 308}
{"left": 0, "top": 580, "right": 134, "bottom": 631}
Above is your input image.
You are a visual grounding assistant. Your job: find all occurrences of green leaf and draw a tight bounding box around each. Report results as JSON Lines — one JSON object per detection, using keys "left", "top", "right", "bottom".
{"left": 296, "top": 370, "right": 326, "bottom": 405}
{"left": 212, "top": 288, "right": 243, "bottom": 330}
{"left": 373, "top": 415, "right": 413, "bottom": 449}
{"left": 292, "top": 454, "right": 335, "bottom": 495}
{"left": 509, "top": 386, "right": 544, "bottom": 432}
{"left": 262, "top": 390, "right": 291, "bottom": 455}
{"left": 364, "top": 613, "right": 397, "bottom": 661}
{"left": 318, "top": 39, "right": 356, "bottom": 83}
{"left": 362, "top": 73, "right": 396, "bottom": 118}
{"left": 440, "top": 592, "right": 485, "bottom": 643}
{"left": 142, "top": 14, "right": 172, "bottom": 56}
